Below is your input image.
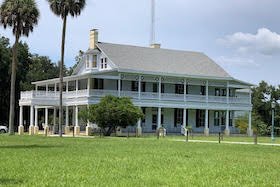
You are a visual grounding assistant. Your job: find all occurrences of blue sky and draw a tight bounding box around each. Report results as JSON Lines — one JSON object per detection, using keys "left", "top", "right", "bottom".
{"left": 1, "top": 0, "right": 280, "bottom": 85}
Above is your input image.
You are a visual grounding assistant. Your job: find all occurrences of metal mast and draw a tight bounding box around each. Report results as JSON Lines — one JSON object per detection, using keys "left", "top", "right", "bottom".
{"left": 150, "top": 0, "right": 155, "bottom": 45}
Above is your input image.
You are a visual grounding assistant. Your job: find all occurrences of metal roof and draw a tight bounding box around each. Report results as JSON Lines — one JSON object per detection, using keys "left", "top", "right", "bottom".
{"left": 97, "top": 42, "right": 231, "bottom": 78}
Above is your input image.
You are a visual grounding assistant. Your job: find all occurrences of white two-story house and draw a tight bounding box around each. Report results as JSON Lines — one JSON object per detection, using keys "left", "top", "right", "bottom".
{"left": 18, "top": 29, "right": 253, "bottom": 136}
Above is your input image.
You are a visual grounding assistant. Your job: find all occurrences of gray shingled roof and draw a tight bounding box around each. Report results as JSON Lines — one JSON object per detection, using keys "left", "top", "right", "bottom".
{"left": 97, "top": 42, "right": 231, "bottom": 78}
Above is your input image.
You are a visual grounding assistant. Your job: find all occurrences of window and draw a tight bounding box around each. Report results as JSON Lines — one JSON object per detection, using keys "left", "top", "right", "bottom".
{"left": 229, "top": 89, "right": 234, "bottom": 97}
{"left": 222, "top": 89, "right": 227, "bottom": 96}
{"left": 101, "top": 58, "right": 104, "bottom": 69}
{"left": 141, "top": 82, "right": 146, "bottom": 92}
{"left": 229, "top": 111, "right": 233, "bottom": 126}
{"left": 142, "top": 108, "right": 146, "bottom": 123}
{"left": 104, "top": 58, "right": 107, "bottom": 68}
{"left": 175, "top": 84, "right": 184, "bottom": 94}
{"left": 214, "top": 111, "right": 220, "bottom": 126}
{"left": 200, "top": 86, "right": 206, "bottom": 95}
{"left": 221, "top": 111, "right": 226, "bottom": 126}
{"left": 152, "top": 115, "right": 157, "bottom": 130}
{"left": 86, "top": 55, "right": 90, "bottom": 68}
{"left": 161, "top": 84, "right": 165, "bottom": 93}
{"left": 92, "top": 55, "right": 97, "bottom": 67}
{"left": 152, "top": 114, "right": 163, "bottom": 130}
{"left": 152, "top": 83, "right": 164, "bottom": 93}
{"left": 174, "top": 109, "right": 184, "bottom": 127}
{"left": 131, "top": 81, "right": 138, "bottom": 91}
{"left": 196, "top": 110, "right": 205, "bottom": 127}
{"left": 93, "top": 78, "right": 104, "bottom": 89}
{"left": 215, "top": 88, "right": 220, "bottom": 96}
{"left": 100, "top": 58, "right": 108, "bottom": 69}
{"left": 153, "top": 83, "right": 158, "bottom": 93}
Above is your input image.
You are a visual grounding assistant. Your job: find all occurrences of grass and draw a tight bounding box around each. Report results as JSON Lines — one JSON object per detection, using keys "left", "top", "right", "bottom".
{"left": 170, "top": 134, "right": 280, "bottom": 144}
{"left": 0, "top": 135, "right": 280, "bottom": 186}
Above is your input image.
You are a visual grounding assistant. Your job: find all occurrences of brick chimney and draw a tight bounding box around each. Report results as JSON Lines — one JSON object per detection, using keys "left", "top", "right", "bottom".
{"left": 90, "top": 29, "right": 98, "bottom": 49}
{"left": 150, "top": 43, "right": 161, "bottom": 49}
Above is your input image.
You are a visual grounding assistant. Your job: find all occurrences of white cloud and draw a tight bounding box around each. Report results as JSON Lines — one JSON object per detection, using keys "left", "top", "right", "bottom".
{"left": 217, "top": 28, "right": 280, "bottom": 55}
{"left": 215, "top": 56, "right": 260, "bottom": 68}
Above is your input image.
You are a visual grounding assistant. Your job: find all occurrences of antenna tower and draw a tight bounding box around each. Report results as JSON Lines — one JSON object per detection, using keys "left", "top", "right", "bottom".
{"left": 150, "top": 0, "right": 155, "bottom": 45}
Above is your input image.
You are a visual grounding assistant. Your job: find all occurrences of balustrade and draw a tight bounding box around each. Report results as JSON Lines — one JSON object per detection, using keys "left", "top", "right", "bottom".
{"left": 20, "top": 89, "right": 251, "bottom": 105}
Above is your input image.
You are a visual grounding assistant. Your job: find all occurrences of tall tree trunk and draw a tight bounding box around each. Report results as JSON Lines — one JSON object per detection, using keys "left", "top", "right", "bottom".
{"left": 8, "top": 32, "right": 20, "bottom": 135}
{"left": 59, "top": 16, "right": 67, "bottom": 137}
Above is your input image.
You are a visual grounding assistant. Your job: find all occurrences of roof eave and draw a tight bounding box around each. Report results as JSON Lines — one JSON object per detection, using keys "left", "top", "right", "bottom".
{"left": 117, "top": 68, "right": 234, "bottom": 81}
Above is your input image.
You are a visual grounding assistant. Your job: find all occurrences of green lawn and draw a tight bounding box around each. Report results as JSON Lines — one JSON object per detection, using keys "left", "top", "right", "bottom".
{"left": 0, "top": 135, "right": 279, "bottom": 186}
{"left": 169, "top": 134, "right": 280, "bottom": 144}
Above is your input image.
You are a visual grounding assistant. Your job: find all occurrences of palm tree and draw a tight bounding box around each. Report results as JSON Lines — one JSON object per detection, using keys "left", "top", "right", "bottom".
{"left": 46, "top": 0, "right": 86, "bottom": 137}
{"left": 0, "top": 0, "right": 39, "bottom": 135}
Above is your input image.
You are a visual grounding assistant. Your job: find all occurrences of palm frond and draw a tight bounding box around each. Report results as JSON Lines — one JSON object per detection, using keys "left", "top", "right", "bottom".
{"left": 0, "top": 0, "right": 40, "bottom": 37}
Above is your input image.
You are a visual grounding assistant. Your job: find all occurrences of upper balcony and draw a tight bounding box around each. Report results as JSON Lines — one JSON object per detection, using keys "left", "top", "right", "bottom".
{"left": 20, "top": 89, "right": 251, "bottom": 108}
{"left": 20, "top": 73, "right": 252, "bottom": 110}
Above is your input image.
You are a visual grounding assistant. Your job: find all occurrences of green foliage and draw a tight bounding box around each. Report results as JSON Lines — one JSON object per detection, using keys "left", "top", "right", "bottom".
{"left": 0, "top": 0, "right": 40, "bottom": 37}
{"left": 47, "top": 0, "right": 86, "bottom": 19}
{"left": 235, "top": 112, "right": 269, "bottom": 135}
{"left": 235, "top": 115, "right": 248, "bottom": 134}
{"left": 79, "top": 95, "right": 144, "bottom": 136}
{"left": 68, "top": 50, "right": 84, "bottom": 75}
{"left": 251, "top": 81, "right": 280, "bottom": 135}
{"left": 252, "top": 112, "right": 269, "bottom": 135}
{"left": 0, "top": 36, "right": 68, "bottom": 125}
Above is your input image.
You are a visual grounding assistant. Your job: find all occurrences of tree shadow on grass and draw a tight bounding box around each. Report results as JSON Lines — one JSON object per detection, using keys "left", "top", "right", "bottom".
{"left": 0, "top": 144, "right": 63, "bottom": 149}
{"left": 0, "top": 178, "right": 24, "bottom": 185}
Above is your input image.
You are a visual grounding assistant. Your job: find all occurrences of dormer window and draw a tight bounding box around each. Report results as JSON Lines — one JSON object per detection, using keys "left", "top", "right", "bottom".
{"left": 92, "top": 55, "right": 97, "bottom": 68}
{"left": 86, "top": 55, "right": 90, "bottom": 68}
{"left": 86, "top": 55, "right": 97, "bottom": 69}
{"left": 101, "top": 58, "right": 108, "bottom": 69}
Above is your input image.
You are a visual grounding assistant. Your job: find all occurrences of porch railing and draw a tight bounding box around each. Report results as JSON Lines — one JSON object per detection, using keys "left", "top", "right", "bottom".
{"left": 20, "top": 89, "right": 251, "bottom": 104}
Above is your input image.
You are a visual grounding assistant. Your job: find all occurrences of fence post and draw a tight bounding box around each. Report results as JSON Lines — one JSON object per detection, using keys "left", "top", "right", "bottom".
{"left": 186, "top": 130, "right": 189, "bottom": 142}
{"left": 254, "top": 132, "right": 258, "bottom": 145}
{"left": 219, "top": 132, "right": 221, "bottom": 144}
{"left": 157, "top": 129, "right": 159, "bottom": 140}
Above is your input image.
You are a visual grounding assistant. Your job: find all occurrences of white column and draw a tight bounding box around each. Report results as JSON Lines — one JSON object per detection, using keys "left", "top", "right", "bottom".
{"left": 75, "top": 106, "right": 79, "bottom": 127}
{"left": 19, "top": 106, "right": 23, "bottom": 126}
{"left": 45, "top": 108, "right": 48, "bottom": 126}
{"left": 66, "top": 81, "right": 69, "bottom": 93}
{"left": 74, "top": 105, "right": 80, "bottom": 136}
{"left": 34, "top": 107, "right": 39, "bottom": 135}
{"left": 138, "top": 75, "right": 141, "bottom": 100}
{"left": 157, "top": 107, "right": 161, "bottom": 128}
{"left": 18, "top": 105, "right": 24, "bottom": 135}
{"left": 65, "top": 106, "right": 70, "bottom": 134}
{"left": 86, "top": 105, "right": 92, "bottom": 136}
{"left": 225, "top": 110, "right": 230, "bottom": 136}
{"left": 30, "top": 105, "right": 34, "bottom": 126}
{"left": 158, "top": 77, "right": 161, "bottom": 100}
{"left": 184, "top": 79, "right": 187, "bottom": 102}
{"left": 35, "top": 85, "right": 38, "bottom": 93}
{"left": 248, "top": 111, "right": 253, "bottom": 136}
{"left": 35, "top": 108, "right": 38, "bottom": 127}
{"left": 204, "top": 109, "right": 209, "bottom": 136}
{"left": 183, "top": 108, "right": 187, "bottom": 128}
{"left": 65, "top": 106, "right": 69, "bottom": 126}
{"left": 76, "top": 79, "right": 78, "bottom": 95}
